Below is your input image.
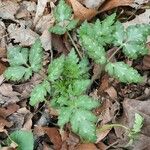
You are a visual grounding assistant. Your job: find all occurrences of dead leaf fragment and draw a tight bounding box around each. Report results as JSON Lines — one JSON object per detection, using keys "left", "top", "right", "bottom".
{"left": 0, "top": 104, "right": 20, "bottom": 119}
{"left": 42, "top": 127, "right": 62, "bottom": 150}
{"left": 34, "top": 0, "right": 49, "bottom": 25}
{"left": 0, "top": 62, "right": 6, "bottom": 75}
{"left": 68, "top": 0, "right": 97, "bottom": 21}
{"left": 7, "top": 24, "right": 39, "bottom": 46}
{"left": 81, "top": 0, "right": 106, "bottom": 9}
{"left": 76, "top": 143, "right": 98, "bottom": 150}
{"left": 99, "top": 0, "right": 133, "bottom": 13}
{"left": 0, "top": 0, "right": 19, "bottom": 20}
{"left": 105, "top": 86, "right": 117, "bottom": 100}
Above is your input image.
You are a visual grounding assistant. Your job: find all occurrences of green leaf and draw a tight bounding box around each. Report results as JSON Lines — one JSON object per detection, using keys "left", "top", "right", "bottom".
{"left": 113, "top": 21, "right": 125, "bottom": 46}
{"left": 75, "top": 95, "right": 99, "bottom": 110}
{"left": 54, "top": 0, "right": 72, "bottom": 22}
{"left": 9, "top": 130, "right": 34, "bottom": 150}
{"left": 58, "top": 107, "right": 73, "bottom": 128}
{"left": 80, "top": 35, "right": 107, "bottom": 64}
{"left": 105, "top": 62, "right": 143, "bottom": 83}
{"left": 29, "top": 39, "right": 43, "bottom": 72}
{"left": 4, "top": 66, "right": 27, "bottom": 81}
{"left": 113, "top": 23, "right": 150, "bottom": 59}
{"left": 123, "top": 42, "right": 148, "bottom": 59}
{"left": 78, "top": 57, "right": 89, "bottom": 79}
{"left": 70, "top": 109, "right": 97, "bottom": 142}
{"left": 48, "top": 55, "right": 65, "bottom": 82}
{"left": 63, "top": 49, "right": 80, "bottom": 79}
{"left": 132, "top": 113, "right": 144, "bottom": 133}
{"left": 29, "top": 82, "right": 48, "bottom": 106}
{"left": 72, "top": 80, "right": 91, "bottom": 95}
{"left": 66, "top": 20, "right": 78, "bottom": 31}
{"left": 128, "top": 113, "right": 144, "bottom": 140}
{"left": 7, "top": 46, "right": 29, "bottom": 66}
{"left": 49, "top": 25, "right": 66, "bottom": 35}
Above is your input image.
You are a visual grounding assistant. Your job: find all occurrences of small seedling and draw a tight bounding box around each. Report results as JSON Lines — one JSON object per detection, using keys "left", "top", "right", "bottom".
{"left": 30, "top": 49, "right": 100, "bottom": 142}
{"left": 49, "top": 0, "right": 78, "bottom": 35}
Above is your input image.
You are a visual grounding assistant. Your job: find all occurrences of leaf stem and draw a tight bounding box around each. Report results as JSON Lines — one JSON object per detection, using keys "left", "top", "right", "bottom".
{"left": 97, "top": 124, "right": 130, "bottom": 132}
{"left": 108, "top": 45, "right": 123, "bottom": 61}
{"left": 67, "top": 31, "right": 82, "bottom": 58}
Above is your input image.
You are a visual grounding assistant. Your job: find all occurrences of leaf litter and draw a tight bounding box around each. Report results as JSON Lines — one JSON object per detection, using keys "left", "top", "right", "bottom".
{"left": 0, "top": 0, "right": 150, "bottom": 149}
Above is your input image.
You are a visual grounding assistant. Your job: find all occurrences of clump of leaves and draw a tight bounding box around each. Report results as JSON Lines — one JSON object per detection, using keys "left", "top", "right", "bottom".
{"left": 49, "top": 0, "right": 78, "bottom": 35}
{"left": 78, "top": 14, "right": 150, "bottom": 83}
{"left": 30, "top": 49, "right": 100, "bottom": 142}
{"left": 4, "top": 39, "right": 43, "bottom": 81}
{"left": 7, "top": 130, "right": 34, "bottom": 150}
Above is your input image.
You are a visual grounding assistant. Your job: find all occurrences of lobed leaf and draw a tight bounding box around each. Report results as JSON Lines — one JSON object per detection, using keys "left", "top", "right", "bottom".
{"left": 9, "top": 130, "right": 34, "bottom": 150}
{"left": 105, "top": 62, "right": 143, "bottom": 83}
{"left": 7, "top": 47, "right": 29, "bottom": 66}
{"left": 4, "top": 66, "right": 28, "bottom": 81}
{"left": 54, "top": 0, "right": 72, "bottom": 23}
{"left": 48, "top": 55, "right": 65, "bottom": 82}
{"left": 70, "top": 109, "right": 97, "bottom": 142}
{"left": 29, "top": 39, "right": 43, "bottom": 72}
{"left": 29, "top": 82, "right": 49, "bottom": 106}
{"left": 75, "top": 95, "right": 99, "bottom": 110}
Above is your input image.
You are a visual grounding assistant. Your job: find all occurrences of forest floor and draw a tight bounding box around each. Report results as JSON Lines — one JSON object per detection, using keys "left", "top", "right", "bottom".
{"left": 0, "top": 0, "right": 150, "bottom": 150}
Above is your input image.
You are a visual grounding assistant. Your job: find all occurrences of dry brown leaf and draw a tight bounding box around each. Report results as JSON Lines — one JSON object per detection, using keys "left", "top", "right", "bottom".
{"left": 7, "top": 23, "right": 39, "bottom": 46}
{"left": 0, "top": 62, "right": 6, "bottom": 75}
{"left": 96, "top": 128, "right": 111, "bottom": 143}
{"left": 143, "top": 55, "right": 150, "bottom": 69}
{"left": 80, "top": 0, "right": 106, "bottom": 9}
{"left": 0, "top": 84, "right": 20, "bottom": 107}
{"left": 0, "top": 0, "right": 19, "bottom": 20}
{"left": 42, "top": 127, "right": 62, "bottom": 150}
{"left": 105, "top": 86, "right": 117, "bottom": 100}
{"left": 16, "top": 1, "right": 36, "bottom": 19}
{"left": 0, "top": 104, "right": 19, "bottom": 119}
{"left": 68, "top": 0, "right": 98, "bottom": 21}
{"left": 99, "top": 0, "right": 133, "bottom": 13}
{"left": 33, "top": 0, "right": 49, "bottom": 25}
{"left": 0, "top": 21, "right": 7, "bottom": 54}
{"left": 96, "top": 142, "right": 107, "bottom": 150}
{"left": 75, "top": 143, "right": 98, "bottom": 150}
{"left": 0, "top": 117, "right": 13, "bottom": 128}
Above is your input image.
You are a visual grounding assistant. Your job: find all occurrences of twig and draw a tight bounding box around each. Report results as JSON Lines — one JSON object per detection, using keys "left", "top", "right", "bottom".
{"left": 67, "top": 31, "right": 82, "bottom": 58}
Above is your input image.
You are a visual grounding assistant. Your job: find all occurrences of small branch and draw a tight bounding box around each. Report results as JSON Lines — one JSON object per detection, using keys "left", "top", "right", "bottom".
{"left": 67, "top": 31, "right": 82, "bottom": 58}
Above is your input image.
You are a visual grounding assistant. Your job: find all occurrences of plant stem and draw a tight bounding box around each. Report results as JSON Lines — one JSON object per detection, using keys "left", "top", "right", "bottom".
{"left": 97, "top": 124, "right": 130, "bottom": 132}
{"left": 108, "top": 45, "right": 123, "bottom": 61}
{"left": 67, "top": 31, "right": 82, "bottom": 58}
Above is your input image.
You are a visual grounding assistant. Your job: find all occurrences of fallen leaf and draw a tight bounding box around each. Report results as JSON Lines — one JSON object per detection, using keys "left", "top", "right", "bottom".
{"left": 16, "top": 1, "right": 36, "bottom": 19}
{"left": 75, "top": 143, "right": 98, "bottom": 150}
{"left": 7, "top": 23, "right": 39, "bottom": 46}
{"left": 81, "top": 0, "right": 106, "bottom": 9}
{"left": 0, "top": 62, "right": 6, "bottom": 75}
{"left": 0, "top": 104, "right": 20, "bottom": 119}
{"left": 33, "top": 0, "right": 49, "bottom": 25}
{"left": 0, "top": 117, "right": 13, "bottom": 128}
{"left": 0, "top": 0, "right": 19, "bottom": 20}
{"left": 0, "top": 84, "right": 20, "bottom": 107}
{"left": 68, "top": 0, "right": 98, "bottom": 21}
{"left": 99, "top": 0, "right": 133, "bottom": 13}
{"left": 96, "top": 128, "right": 111, "bottom": 143}
{"left": 105, "top": 86, "right": 117, "bottom": 100}
{"left": 42, "top": 127, "right": 62, "bottom": 150}
{"left": 96, "top": 142, "right": 107, "bottom": 150}
{"left": 123, "top": 9, "right": 150, "bottom": 32}
{"left": 143, "top": 55, "right": 150, "bottom": 69}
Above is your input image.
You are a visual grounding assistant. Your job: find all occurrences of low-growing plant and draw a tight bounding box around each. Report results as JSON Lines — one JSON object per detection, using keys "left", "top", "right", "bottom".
{"left": 3, "top": 0, "right": 149, "bottom": 145}
{"left": 30, "top": 49, "right": 100, "bottom": 142}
